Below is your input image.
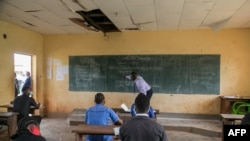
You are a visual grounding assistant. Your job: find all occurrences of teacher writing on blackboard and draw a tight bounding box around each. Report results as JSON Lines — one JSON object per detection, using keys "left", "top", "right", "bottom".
{"left": 125, "top": 72, "right": 153, "bottom": 100}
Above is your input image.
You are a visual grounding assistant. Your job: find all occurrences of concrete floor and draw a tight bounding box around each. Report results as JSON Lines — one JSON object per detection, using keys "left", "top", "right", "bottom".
{"left": 0, "top": 117, "right": 222, "bottom": 141}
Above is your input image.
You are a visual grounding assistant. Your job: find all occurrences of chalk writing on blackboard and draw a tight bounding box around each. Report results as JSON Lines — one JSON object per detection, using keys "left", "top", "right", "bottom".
{"left": 69, "top": 55, "right": 220, "bottom": 94}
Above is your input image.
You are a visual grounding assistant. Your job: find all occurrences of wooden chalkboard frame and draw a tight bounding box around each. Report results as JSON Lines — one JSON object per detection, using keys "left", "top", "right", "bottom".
{"left": 69, "top": 55, "right": 220, "bottom": 94}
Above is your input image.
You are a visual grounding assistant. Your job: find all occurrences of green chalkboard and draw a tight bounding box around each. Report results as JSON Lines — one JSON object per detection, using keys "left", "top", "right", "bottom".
{"left": 69, "top": 55, "right": 220, "bottom": 94}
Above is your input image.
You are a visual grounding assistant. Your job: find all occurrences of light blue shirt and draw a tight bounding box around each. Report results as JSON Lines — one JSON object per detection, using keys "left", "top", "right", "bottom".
{"left": 85, "top": 104, "right": 119, "bottom": 141}
{"left": 126, "top": 75, "right": 151, "bottom": 95}
{"left": 130, "top": 103, "right": 155, "bottom": 118}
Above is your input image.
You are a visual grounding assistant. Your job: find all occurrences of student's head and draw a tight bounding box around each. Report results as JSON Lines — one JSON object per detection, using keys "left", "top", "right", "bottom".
{"left": 11, "top": 117, "right": 41, "bottom": 140}
{"left": 26, "top": 71, "right": 30, "bottom": 77}
{"left": 135, "top": 93, "right": 150, "bottom": 113}
{"left": 18, "top": 116, "right": 41, "bottom": 135}
{"left": 22, "top": 87, "right": 31, "bottom": 94}
{"left": 94, "top": 93, "right": 105, "bottom": 104}
{"left": 131, "top": 72, "right": 137, "bottom": 80}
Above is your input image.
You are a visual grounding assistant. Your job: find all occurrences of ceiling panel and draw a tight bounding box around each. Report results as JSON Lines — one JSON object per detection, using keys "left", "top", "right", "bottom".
{"left": 203, "top": 0, "right": 247, "bottom": 25}
{"left": 31, "top": 11, "right": 70, "bottom": 26}
{"left": 157, "top": 15, "right": 179, "bottom": 29}
{"left": 127, "top": 5, "right": 156, "bottom": 24}
{"left": 0, "top": 2, "right": 39, "bottom": 27}
{"left": 140, "top": 22, "right": 157, "bottom": 30}
{"left": 5, "top": 0, "right": 44, "bottom": 11}
{"left": 33, "top": 0, "right": 83, "bottom": 18}
{"left": 124, "top": 0, "right": 155, "bottom": 24}
{"left": 123, "top": 0, "right": 154, "bottom": 6}
{"left": 155, "top": 0, "right": 184, "bottom": 14}
{"left": 0, "top": 0, "right": 250, "bottom": 34}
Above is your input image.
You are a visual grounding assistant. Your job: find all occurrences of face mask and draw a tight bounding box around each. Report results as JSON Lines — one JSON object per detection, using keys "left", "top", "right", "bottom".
{"left": 29, "top": 91, "right": 33, "bottom": 97}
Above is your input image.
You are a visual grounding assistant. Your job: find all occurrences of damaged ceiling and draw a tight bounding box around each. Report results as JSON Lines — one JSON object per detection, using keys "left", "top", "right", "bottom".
{"left": 0, "top": 0, "right": 250, "bottom": 34}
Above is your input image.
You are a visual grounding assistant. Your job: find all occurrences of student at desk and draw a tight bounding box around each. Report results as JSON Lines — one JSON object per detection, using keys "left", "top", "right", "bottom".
{"left": 120, "top": 93, "right": 168, "bottom": 141}
{"left": 85, "top": 93, "right": 123, "bottom": 141}
{"left": 11, "top": 116, "right": 46, "bottom": 141}
{"left": 130, "top": 99, "right": 155, "bottom": 118}
{"left": 13, "top": 87, "right": 41, "bottom": 124}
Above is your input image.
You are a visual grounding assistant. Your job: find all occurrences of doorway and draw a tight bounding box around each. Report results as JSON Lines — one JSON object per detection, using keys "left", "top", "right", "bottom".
{"left": 14, "top": 53, "right": 32, "bottom": 93}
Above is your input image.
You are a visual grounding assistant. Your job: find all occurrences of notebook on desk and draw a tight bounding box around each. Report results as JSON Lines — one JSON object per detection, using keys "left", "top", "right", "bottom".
{"left": 121, "top": 103, "right": 131, "bottom": 112}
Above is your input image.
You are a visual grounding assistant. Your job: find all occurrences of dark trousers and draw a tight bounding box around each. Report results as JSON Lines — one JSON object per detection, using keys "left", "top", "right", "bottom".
{"left": 146, "top": 88, "right": 153, "bottom": 100}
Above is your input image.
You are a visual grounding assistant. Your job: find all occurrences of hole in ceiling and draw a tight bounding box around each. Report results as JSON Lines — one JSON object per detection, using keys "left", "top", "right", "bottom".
{"left": 75, "top": 9, "right": 120, "bottom": 33}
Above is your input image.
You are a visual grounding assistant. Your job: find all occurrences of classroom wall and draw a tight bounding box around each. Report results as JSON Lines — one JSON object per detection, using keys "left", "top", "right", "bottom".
{"left": 43, "top": 29, "right": 250, "bottom": 115}
{"left": 1, "top": 20, "right": 250, "bottom": 115}
{"left": 0, "top": 20, "right": 44, "bottom": 112}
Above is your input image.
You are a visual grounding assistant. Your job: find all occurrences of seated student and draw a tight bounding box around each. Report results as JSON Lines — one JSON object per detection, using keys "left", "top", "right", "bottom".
{"left": 130, "top": 96, "right": 155, "bottom": 118}
{"left": 85, "top": 93, "right": 123, "bottom": 141}
{"left": 120, "top": 93, "right": 168, "bottom": 141}
{"left": 240, "top": 112, "right": 250, "bottom": 125}
{"left": 13, "top": 86, "right": 41, "bottom": 124}
{"left": 11, "top": 116, "right": 46, "bottom": 141}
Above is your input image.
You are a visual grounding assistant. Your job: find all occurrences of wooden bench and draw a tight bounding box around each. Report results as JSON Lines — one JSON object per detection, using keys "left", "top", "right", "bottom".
{"left": 0, "top": 112, "right": 18, "bottom": 141}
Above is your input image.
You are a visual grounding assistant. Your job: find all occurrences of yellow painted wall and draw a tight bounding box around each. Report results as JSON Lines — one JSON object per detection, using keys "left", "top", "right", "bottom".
{"left": 0, "top": 20, "right": 44, "bottom": 112}
{"left": 44, "top": 29, "right": 250, "bottom": 115}
{"left": 1, "top": 20, "right": 250, "bottom": 115}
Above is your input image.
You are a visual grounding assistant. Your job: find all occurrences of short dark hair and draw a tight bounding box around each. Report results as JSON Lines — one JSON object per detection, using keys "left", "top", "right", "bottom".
{"left": 22, "top": 87, "right": 30, "bottom": 92}
{"left": 135, "top": 93, "right": 150, "bottom": 113}
{"left": 94, "top": 93, "right": 105, "bottom": 104}
{"left": 17, "top": 116, "right": 39, "bottom": 134}
{"left": 131, "top": 72, "right": 137, "bottom": 77}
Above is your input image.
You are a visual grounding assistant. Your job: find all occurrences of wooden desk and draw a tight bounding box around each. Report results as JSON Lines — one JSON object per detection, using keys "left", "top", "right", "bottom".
{"left": 69, "top": 116, "right": 139, "bottom": 126}
{"left": 112, "top": 108, "right": 159, "bottom": 114}
{"left": 220, "top": 96, "right": 250, "bottom": 114}
{"left": 220, "top": 114, "right": 244, "bottom": 125}
{"left": 0, "top": 104, "right": 44, "bottom": 117}
{"left": 112, "top": 108, "right": 160, "bottom": 118}
{"left": 220, "top": 114, "right": 244, "bottom": 141}
{"left": 72, "top": 124, "right": 120, "bottom": 141}
{"left": 0, "top": 112, "right": 18, "bottom": 141}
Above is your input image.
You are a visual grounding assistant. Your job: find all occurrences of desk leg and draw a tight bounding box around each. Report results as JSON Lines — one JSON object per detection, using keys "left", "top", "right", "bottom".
{"left": 221, "top": 99, "right": 231, "bottom": 114}
{"left": 7, "top": 108, "right": 12, "bottom": 112}
{"left": 221, "top": 119, "right": 225, "bottom": 141}
{"left": 75, "top": 133, "right": 83, "bottom": 141}
{"left": 7, "top": 114, "right": 17, "bottom": 141}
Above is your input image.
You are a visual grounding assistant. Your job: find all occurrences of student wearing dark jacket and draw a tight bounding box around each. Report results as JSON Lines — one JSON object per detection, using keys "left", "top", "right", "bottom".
{"left": 120, "top": 93, "right": 168, "bottom": 141}
{"left": 13, "top": 86, "right": 41, "bottom": 123}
